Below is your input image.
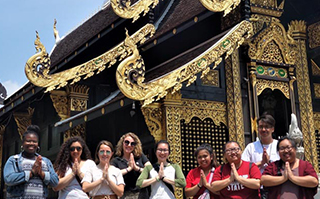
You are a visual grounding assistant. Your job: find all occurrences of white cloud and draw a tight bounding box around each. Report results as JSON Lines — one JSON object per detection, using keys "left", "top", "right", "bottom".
{"left": 2, "top": 80, "right": 22, "bottom": 98}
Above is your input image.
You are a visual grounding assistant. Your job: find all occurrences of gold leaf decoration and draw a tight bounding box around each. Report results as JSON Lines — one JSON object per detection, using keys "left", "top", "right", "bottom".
{"left": 199, "top": 0, "right": 241, "bottom": 16}
{"left": 116, "top": 20, "right": 253, "bottom": 106}
{"left": 25, "top": 24, "right": 155, "bottom": 92}
{"left": 111, "top": 0, "right": 159, "bottom": 22}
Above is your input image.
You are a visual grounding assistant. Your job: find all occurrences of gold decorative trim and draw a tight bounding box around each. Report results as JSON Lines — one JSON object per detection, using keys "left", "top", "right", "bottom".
{"left": 67, "top": 85, "right": 90, "bottom": 112}
{"left": 141, "top": 103, "right": 165, "bottom": 143}
{"left": 50, "top": 90, "right": 69, "bottom": 121}
{"left": 314, "top": 112, "right": 320, "bottom": 132}
{"left": 256, "top": 65, "right": 288, "bottom": 78}
{"left": 248, "top": 17, "right": 295, "bottom": 65}
{"left": 311, "top": 59, "right": 320, "bottom": 76}
{"left": 250, "top": 0, "right": 284, "bottom": 18}
{"left": 291, "top": 20, "right": 318, "bottom": 172}
{"left": 13, "top": 107, "right": 34, "bottom": 139}
{"left": 225, "top": 49, "right": 245, "bottom": 149}
{"left": 181, "top": 99, "right": 226, "bottom": 125}
{"left": 314, "top": 83, "right": 320, "bottom": 99}
{"left": 199, "top": 0, "right": 241, "bottom": 16}
{"left": 111, "top": 0, "right": 159, "bottom": 22}
{"left": 25, "top": 24, "right": 155, "bottom": 92}
{"left": 116, "top": 20, "right": 253, "bottom": 106}
{"left": 256, "top": 79, "right": 290, "bottom": 99}
{"left": 201, "top": 69, "right": 219, "bottom": 87}
{"left": 308, "top": 21, "right": 320, "bottom": 49}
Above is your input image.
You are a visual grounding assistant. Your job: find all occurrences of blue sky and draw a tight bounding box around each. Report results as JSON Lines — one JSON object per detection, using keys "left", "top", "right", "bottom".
{"left": 0, "top": 0, "right": 106, "bottom": 98}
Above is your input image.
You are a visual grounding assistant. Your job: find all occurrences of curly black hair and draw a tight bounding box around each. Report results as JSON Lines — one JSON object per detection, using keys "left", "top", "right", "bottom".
{"left": 54, "top": 136, "right": 92, "bottom": 177}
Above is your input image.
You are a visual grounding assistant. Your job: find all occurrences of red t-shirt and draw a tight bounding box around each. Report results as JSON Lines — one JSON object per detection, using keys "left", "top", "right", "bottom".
{"left": 186, "top": 167, "right": 219, "bottom": 199}
{"left": 213, "top": 161, "right": 261, "bottom": 199}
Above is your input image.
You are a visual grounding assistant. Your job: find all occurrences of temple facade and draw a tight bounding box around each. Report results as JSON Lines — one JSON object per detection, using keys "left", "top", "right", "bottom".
{"left": 1, "top": 0, "right": 320, "bottom": 198}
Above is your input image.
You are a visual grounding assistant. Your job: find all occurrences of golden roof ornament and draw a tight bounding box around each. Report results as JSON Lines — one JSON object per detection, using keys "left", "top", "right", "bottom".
{"left": 25, "top": 24, "right": 155, "bottom": 92}
{"left": 199, "top": 0, "right": 241, "bottom": 17}
{"left": 53, "top": 19, "right": 61, "bottom": 43}
{"left": 116, "top": 20, "right": 253, "bottom": 106}
{"left": 250, "top": 0, "right": 285, "bottom": 17}
{"left": 111, "top": 0, "right": 159, "bottom": 22}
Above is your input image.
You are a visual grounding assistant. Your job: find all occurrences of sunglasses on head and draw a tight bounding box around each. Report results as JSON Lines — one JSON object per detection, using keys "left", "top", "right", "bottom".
{"left": 124, "top": 140, "right": 137, "bottom": 146}
{"left": 70, "top": 146, "right": 82, "bottom": 152}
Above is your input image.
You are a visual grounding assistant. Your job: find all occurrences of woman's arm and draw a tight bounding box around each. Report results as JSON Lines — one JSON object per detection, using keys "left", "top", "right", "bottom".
{"left": 52, "top": 172, "right": 75, "bottom": 191}
{"left": 289, "top": 175, "right": 319, "bottom": 188}
{"left": 82, "top": 178, "right": 104, "bottom": 193}
{"left": 235, "top": 177, "right": 260, "bottom": 189}
{"left": 171, "top": 164, "right": 186, "bottom": 188}
{"left": 106, "top": 175, "right": 124, "bottom": 197}
{"left": 210, "top": 177, "right": 233, "bottom": 192}
{"left": 42, "top": 158, "right": 59, "bottom": 187}
{"left": 260, "top": 175, "right": 287, "bottom": 187}
{"left": 136, "top": 165, "right": 153, "bottom": 188}
{"left": 3, "top": 156, "right": 28, "bottom": 186}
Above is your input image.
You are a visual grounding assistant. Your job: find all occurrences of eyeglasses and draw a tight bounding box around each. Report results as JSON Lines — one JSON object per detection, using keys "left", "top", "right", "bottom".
{"left": 70, "top": 146, "right": 82, "bottom": 152}
{"left": 157, "top": 149, "right": 169, "bottom": 153}
{"left": 225, "top": 147, "right": 240, "bottom": 154}
{"left": 99, "top": 150, "right": 112, "bottom": 155}
{"left": 279, "top": 145, "right": 293, "bottom": 152}
{"left": 124, "top": 140, "right": 137, "bottom": 146}
{"left": 258, "top": 125, "right": 272, "bottom": 130}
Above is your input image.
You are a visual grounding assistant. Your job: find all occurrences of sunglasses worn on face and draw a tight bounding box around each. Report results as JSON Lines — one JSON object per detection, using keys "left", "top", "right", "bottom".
{"left": 99, "top": 150, "right": 112, "bottom": 155}
{"left": 70, "top": 146, "right": 82, "bottom": 152}
{"left": 124, "top": 140, "right": 137, "bottom": 146}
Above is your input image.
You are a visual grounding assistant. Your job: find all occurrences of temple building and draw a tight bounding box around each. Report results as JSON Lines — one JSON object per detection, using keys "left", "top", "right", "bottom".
{"left": 0, "top": 0, "right": 320, "bottom": 198}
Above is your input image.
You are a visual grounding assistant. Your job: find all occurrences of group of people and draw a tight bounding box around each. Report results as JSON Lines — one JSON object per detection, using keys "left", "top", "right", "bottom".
{"left": 3, "top": 114, "right": 319, "bottom": 199}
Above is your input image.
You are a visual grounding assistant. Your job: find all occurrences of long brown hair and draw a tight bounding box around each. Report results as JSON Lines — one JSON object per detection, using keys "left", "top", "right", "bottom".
{"left": 54, "top": 136, "right": 91, "bottom": 177}
{"left": 115, "top": 132, "right": 143, "bottom": 157}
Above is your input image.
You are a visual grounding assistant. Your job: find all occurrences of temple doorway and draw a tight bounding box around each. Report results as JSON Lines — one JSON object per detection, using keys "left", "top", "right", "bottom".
{"left": 258, "top": 88, "right": 291, "bottom": 138}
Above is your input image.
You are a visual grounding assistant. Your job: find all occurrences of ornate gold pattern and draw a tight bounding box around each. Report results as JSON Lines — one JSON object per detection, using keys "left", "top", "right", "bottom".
{"left": 65, "top": 124, "right": 86, "bottom": 140}
{"left": 308, "top": 21, "right": 320, "bottom": 49}
{"left": 248, "top": 18, "right": 295, "bottom": 65}
{"left": 111, "top": 0, "right": 159, "bottom": 22}
{"left": 141, "top": 103, "right": 165, "bottom": 143}
{"left": 201, "top": 69, "right": 219, "bottom": 87}
{"left": 67, "top": 85, "right": 90, "bottom": 112}
{"left": 225, "top": 49, "right": 245, "bottom": 149}
{"left": 50, "top": 90, "right": 69, "bottom": 121}
{"left": 0, "top": 125, "right": 5, "bottom": 184}
{"left": 314, "top": 84, "right": 320, "bottom": 99}
{"left": 291, "top": 20, "right": 319, "bottom": 172}
{"left": 181, "top": 99, "right": 226, "bottom": 125}
{"left": 199, "top": 0, "right": 241, "bottom": 16}
{"left": 162, "top": 92, "right": 227, "bottom": 199}
{"left": 250, "top": 0, "right": 285, "bottom": 17}
{"left": 117, "top": 20, "right": 253, "bottom": 107}
{"left": 13, "top": 107, "right": 35, "bottom": 139}
{"left": 255, "top": 65, "right": 288, "bottom": 78}
{"left": 311, "top": 59, "right": 320, "bottom": 76}
{"left": 256, "top": 79, "right": 289, "bottom": 99}
{"left": 25, "top": 24, "right": 156, "bottom": 92}
{"left": 314, "top": 112, "right": 320, "bottom": 133}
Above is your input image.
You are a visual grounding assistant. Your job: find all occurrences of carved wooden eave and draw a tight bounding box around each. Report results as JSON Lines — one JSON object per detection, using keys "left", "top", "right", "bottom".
{"left": 250, "top": 0, "right": 285, "bottom": 17}
{"left": 199, "top": 0, "right": 241, "bottom": 16}
{"left": 248, "top": 17, "right": 296, "bottom": 65}
{"left": 111, "top": 0, "right": 159, "bottom": 22}
{"left": 25, "top": 24, "right": 155, "bottom": 92}
{"left": 116, "top": 20, "right": 253, "bottom": 106}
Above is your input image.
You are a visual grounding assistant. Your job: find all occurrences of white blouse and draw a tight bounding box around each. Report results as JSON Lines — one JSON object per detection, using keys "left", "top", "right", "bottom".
{"left": 82, "top": 165, "right": 125, "bottom": 196}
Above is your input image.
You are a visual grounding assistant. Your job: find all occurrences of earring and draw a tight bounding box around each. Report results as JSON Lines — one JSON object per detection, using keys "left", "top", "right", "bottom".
{"left": 37, "top": 146, "right": 41, "bottom": 153}
{"left": 21, "top": 146, "right": 24, "bottom": 152}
